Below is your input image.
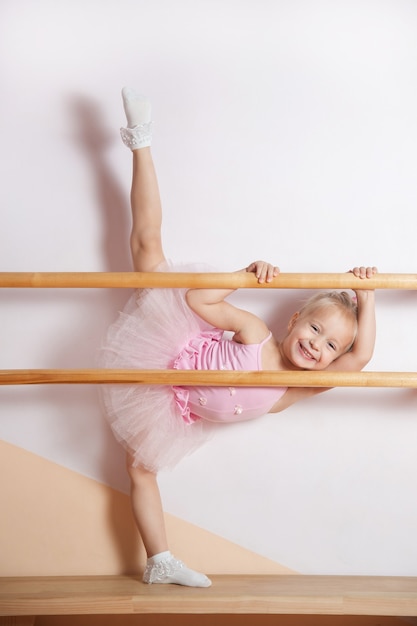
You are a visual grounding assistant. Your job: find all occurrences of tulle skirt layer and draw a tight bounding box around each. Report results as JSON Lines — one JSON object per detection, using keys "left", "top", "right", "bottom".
{"left": 98, "top": 262, "right": 218, "bottom": 472}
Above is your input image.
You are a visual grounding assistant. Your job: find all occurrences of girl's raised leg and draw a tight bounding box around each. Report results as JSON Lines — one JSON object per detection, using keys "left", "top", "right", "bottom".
{"left": 120, "top": 88, "right": 165, "bottom": 272}
{"left": 121, "top": 89, "right": 211, "bottom": 587}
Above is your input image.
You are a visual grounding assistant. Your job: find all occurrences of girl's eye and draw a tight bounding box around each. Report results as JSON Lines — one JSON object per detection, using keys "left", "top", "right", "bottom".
{"left": 328, "top": 342, "right": 336, "bottom": 351}
{"left": 311, "top": 324, "right": 319, "bottom": 332}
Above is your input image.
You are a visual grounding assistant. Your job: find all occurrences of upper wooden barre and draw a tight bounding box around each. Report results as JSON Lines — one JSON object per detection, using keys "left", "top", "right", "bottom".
{"left": 1, "top": 369, "right": 417, "bottom": 387}
{"left": 0, "top": 271, "right": 417, "bottom": 289}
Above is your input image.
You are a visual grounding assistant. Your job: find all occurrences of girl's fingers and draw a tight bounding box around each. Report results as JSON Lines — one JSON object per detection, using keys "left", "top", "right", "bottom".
{"left": 246, "top": 261, "right": 279, "bottom": 283}
{"left": 258, "top": 263, "right": 279, "bottom": 283}
{"left": 351, "top": 266, "right": 378, "bottom": 279}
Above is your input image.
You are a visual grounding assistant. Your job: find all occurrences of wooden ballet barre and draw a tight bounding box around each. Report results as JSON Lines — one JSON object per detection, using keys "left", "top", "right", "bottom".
{"left": 0, "top": 271, "right": 417, "bottom": 289}
{"left": 1, "top": 369, "right": 417, "bottom": 387}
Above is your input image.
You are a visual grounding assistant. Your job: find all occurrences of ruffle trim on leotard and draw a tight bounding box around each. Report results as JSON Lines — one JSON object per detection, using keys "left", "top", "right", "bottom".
{"left": 172, "top": 329, "right": 224, "bottom": 424}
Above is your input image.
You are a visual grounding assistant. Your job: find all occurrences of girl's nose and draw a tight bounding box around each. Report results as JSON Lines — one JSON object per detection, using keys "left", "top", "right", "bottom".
{"left": 310, "top": 338, "right": 320, "bottom": 351}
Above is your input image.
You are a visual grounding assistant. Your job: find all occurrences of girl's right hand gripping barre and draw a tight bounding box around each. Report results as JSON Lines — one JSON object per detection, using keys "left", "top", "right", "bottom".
{"left": 245, "top": 260, "right": 280, "bottom": 284}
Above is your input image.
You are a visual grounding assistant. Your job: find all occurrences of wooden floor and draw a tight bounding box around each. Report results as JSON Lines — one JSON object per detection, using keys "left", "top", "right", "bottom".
{"left": 1, "top": 575, "right": 417, "bottom": 618}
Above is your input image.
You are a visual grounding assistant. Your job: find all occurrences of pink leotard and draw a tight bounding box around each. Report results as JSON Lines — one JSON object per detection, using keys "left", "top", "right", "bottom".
{"left": 173, "top": 329, "right": 287, "bottom": 424}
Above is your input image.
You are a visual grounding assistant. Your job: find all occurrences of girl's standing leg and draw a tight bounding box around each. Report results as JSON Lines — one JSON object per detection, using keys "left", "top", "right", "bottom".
{"left": 120, "top": 88, "right": 211, "bottom": 587}
{"left": 126, "top": 460, "right": 168, "bottom": 557}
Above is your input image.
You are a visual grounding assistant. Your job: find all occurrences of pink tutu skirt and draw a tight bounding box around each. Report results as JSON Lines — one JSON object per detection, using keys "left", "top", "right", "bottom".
{"left": 98, "top": 262, "right": 219, "bottom": 472}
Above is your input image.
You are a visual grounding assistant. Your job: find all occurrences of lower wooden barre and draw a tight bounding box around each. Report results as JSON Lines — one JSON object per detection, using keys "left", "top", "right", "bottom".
{"left": 0, "top": 271, "right": 417, "bottom": 289}
{"left": 1, "top": 369, "right": 417, "bottom": 387}
{"left": 1, "top": 575, "right": 417, "bottom": 616}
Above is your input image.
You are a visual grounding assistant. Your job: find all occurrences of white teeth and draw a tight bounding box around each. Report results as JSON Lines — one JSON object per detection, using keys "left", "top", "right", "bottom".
{"left": 301, "top": 344, "right": 315, "bottom": 360}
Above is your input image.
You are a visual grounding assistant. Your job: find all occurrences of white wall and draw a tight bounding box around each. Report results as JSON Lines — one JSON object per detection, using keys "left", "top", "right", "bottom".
{"left": 1, "top": 0, "right": 417, "bottom": 575}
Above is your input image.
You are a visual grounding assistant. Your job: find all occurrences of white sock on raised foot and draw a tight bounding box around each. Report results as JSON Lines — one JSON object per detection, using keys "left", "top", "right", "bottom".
{"left": 120, "top": 86, "right": 153, "bottom": 150}
{"left": 122, "top": 87, "right": 151, "bottom": 128}
{"left": 143, "top": 551, "right": 212, "bottom": 587}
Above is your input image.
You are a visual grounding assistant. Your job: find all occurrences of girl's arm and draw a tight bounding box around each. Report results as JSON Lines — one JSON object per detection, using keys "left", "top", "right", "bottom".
{"left": 185, "top": 260, "right": 279, "bottom": 342}
{"left": 327, "top": 266, "right": 377, "bottom": 372}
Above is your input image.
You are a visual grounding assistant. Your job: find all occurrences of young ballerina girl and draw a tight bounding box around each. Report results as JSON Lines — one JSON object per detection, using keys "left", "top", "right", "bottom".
{"left": 100, "top": 88, "right": 377, "bottom": 588}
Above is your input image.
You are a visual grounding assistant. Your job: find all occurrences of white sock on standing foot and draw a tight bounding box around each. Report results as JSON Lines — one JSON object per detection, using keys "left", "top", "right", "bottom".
{"left": 120, "top": 86, "right": 153, "bottom": 150}
{"left": 143, "top": 551, "right": 212, "bottom": 587}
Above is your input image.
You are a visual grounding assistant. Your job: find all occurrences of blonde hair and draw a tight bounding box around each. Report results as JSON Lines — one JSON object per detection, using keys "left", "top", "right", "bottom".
{"left": 299, "top": 291, "right": 357, "bottom": 319}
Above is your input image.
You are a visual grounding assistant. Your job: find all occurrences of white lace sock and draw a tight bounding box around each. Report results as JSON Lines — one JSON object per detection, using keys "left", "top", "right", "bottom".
{"left": 143, "top": 551, "right": 212, "bottom": 587}
{"left": 120, "top": 86, "right": 153, "bottom": 150}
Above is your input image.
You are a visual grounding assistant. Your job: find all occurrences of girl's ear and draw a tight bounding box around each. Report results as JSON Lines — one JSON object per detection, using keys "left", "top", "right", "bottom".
{"left": 288, "top": 312, "right": 300, "bottom": 330}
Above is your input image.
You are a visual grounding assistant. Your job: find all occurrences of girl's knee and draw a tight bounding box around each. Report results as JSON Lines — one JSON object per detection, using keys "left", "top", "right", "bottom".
{"left": 126, "top": 455, "right": 156, "bottom": 483}
{"left": 130, "top": 228, "right": 164, "bottom": 272}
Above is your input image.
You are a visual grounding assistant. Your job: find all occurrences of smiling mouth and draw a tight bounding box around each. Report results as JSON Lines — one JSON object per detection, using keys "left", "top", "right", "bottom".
{"left": 299, "top": 343, "right": 316, "bottom": 361}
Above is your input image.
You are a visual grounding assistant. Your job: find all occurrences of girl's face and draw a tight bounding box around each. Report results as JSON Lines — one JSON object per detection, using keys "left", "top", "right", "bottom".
{"left": 280, "top": 306, "right": 356, "bottom": 370}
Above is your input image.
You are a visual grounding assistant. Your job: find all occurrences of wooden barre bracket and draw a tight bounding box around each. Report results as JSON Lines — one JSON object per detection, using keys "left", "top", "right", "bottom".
{"left": 1, "top": 369, "right": 417, "bottom": 387}
{"left": 1, "top": 271, "right": 417, "bottom": 289}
